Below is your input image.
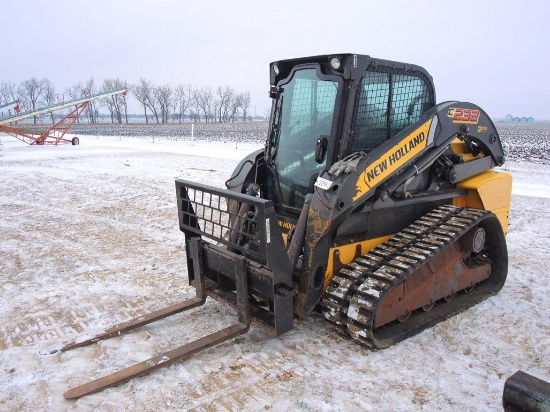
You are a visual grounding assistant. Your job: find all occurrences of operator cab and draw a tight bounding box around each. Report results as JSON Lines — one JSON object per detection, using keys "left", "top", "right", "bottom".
{"left": 265, "top": 54, "right": 436, "bottom": 214}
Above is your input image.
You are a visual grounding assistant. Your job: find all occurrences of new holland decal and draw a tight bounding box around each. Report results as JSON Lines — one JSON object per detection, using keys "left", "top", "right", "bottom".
{"left": 278, "top": 220, "right": 295, "bottom": 231}
{"left": 353, "top": 119, "right": 432, "bottom": 201}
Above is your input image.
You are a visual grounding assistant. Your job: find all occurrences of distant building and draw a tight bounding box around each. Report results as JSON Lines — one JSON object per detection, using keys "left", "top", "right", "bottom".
{"left": 505, "top": 114, "right": 535, "bottom": 122}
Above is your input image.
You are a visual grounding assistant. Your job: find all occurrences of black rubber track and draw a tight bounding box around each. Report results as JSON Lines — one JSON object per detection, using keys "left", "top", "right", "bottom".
{"left": 321, "top": 205, "right": 508, "bottom": 349}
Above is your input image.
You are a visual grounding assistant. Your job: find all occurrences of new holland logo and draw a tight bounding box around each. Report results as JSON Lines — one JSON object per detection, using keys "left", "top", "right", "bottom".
{"left": 353, "top": 119, "right": 432, "bottom": 201}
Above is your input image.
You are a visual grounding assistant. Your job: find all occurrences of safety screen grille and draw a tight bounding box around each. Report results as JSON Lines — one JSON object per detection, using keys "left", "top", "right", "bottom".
{"left": 288, "top": 77, "right": 337, "bottom": 136}
{"left": 390, "top": 74, "right": 432, "bottom": 136}
{"left": 177, "top": 180, "right": 268, "bottom": 262}
{"left": 350, "top": 69, "right": 433, "bottom": 152}
{"left": 352, "top": 72, "right": 390, "bottom": 151}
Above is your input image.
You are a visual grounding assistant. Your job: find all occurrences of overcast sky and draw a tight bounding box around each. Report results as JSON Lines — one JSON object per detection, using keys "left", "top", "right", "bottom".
{"left": 2, "top": 0, "right": 549, "bottom": 119}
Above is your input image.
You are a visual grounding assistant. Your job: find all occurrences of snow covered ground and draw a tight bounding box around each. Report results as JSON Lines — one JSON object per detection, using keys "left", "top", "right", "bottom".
{"left": 0, "top": 132, "right": 549, "bottom": 411}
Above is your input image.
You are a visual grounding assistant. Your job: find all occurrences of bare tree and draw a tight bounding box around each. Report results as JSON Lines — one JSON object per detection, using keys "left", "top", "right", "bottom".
{"left": 238, "top": 91, "right": 251, "bottom": 121}
{"left": 189, "top": 108, "right": 199, "bottom": 123}
{"left": 0, "top": 81, "right": 19, "bottom": 116}
{"left": 132, "top": 79, "right": 150, "bottom": 123}
{"left": 133, "top": 79, "right": 160, "bottom": 123}
{"left": 213, "top": 99, "right": 220, "bottom": 123}
{"left": 173, "top": 83, "right": 192, "bottom": 123}
{"left": 65, "top": 83, "right": 82, "bottom": 101}
{"left": 153, "top": 84, "right": 172, "bottom": 123}
{"left": 191, "top": 87, "right": 201, "bottom": 122}
{"left": 193, "top": 86, "right": 214, "bottom": 122}
{"left": 102, "top": 78, "right": 128, "bottom": 124}
{"left": 102, "top": 79, "right": 120, "bottom": 124}
{"left": 17, "top": 78, "right": 49, "bottom": 125}
{"left": 81, "top": 78, "right": 100, "bottom": 124}
{"left": 228, "top": 93, "right": 241, "bottom": 122}
{"left": 216, "top": 85, "right": 235, "bottom": 123}
{"left": 65, "top": 83, "right": 85, "bottom": 124}
{"left": 42, "top": 79, "right": 57, "bottom": 124}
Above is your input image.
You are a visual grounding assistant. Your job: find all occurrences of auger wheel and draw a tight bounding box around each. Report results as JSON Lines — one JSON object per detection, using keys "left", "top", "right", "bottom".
{"left": 321, "top": 205, "right": 508, "bottom": 349}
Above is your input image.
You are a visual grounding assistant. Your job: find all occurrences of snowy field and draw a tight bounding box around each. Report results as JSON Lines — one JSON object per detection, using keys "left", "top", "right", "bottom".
{"left": 0, "top": 130, "right": 549, "bottom": 411}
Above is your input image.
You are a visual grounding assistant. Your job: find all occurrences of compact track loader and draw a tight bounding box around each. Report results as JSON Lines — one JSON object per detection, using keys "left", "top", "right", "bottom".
{"left": 59, "top": 54, "right": 512, "bottom": 399}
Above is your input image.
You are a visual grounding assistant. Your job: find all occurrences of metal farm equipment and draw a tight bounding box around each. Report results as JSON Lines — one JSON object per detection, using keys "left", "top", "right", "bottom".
{"left": 0, "top": 89, "right": 126, "bottom": 145}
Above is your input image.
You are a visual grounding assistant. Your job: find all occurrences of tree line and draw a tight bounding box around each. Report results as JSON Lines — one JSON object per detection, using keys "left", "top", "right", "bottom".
{"left": 0, "top": 77, "right": 253, "bottom": 125}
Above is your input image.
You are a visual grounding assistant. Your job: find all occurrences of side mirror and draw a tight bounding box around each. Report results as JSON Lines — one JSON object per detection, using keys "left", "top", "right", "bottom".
{"left": 315, "top": 136, "right": 328, "bottom": 164}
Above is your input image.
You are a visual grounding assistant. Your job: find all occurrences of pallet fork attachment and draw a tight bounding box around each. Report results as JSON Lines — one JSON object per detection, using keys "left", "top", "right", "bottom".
{"left": 57, "top": 179, "right": 293, "bottom": 399}
{"left": 61, "top": 238, "right": 251, "bottom": 400}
